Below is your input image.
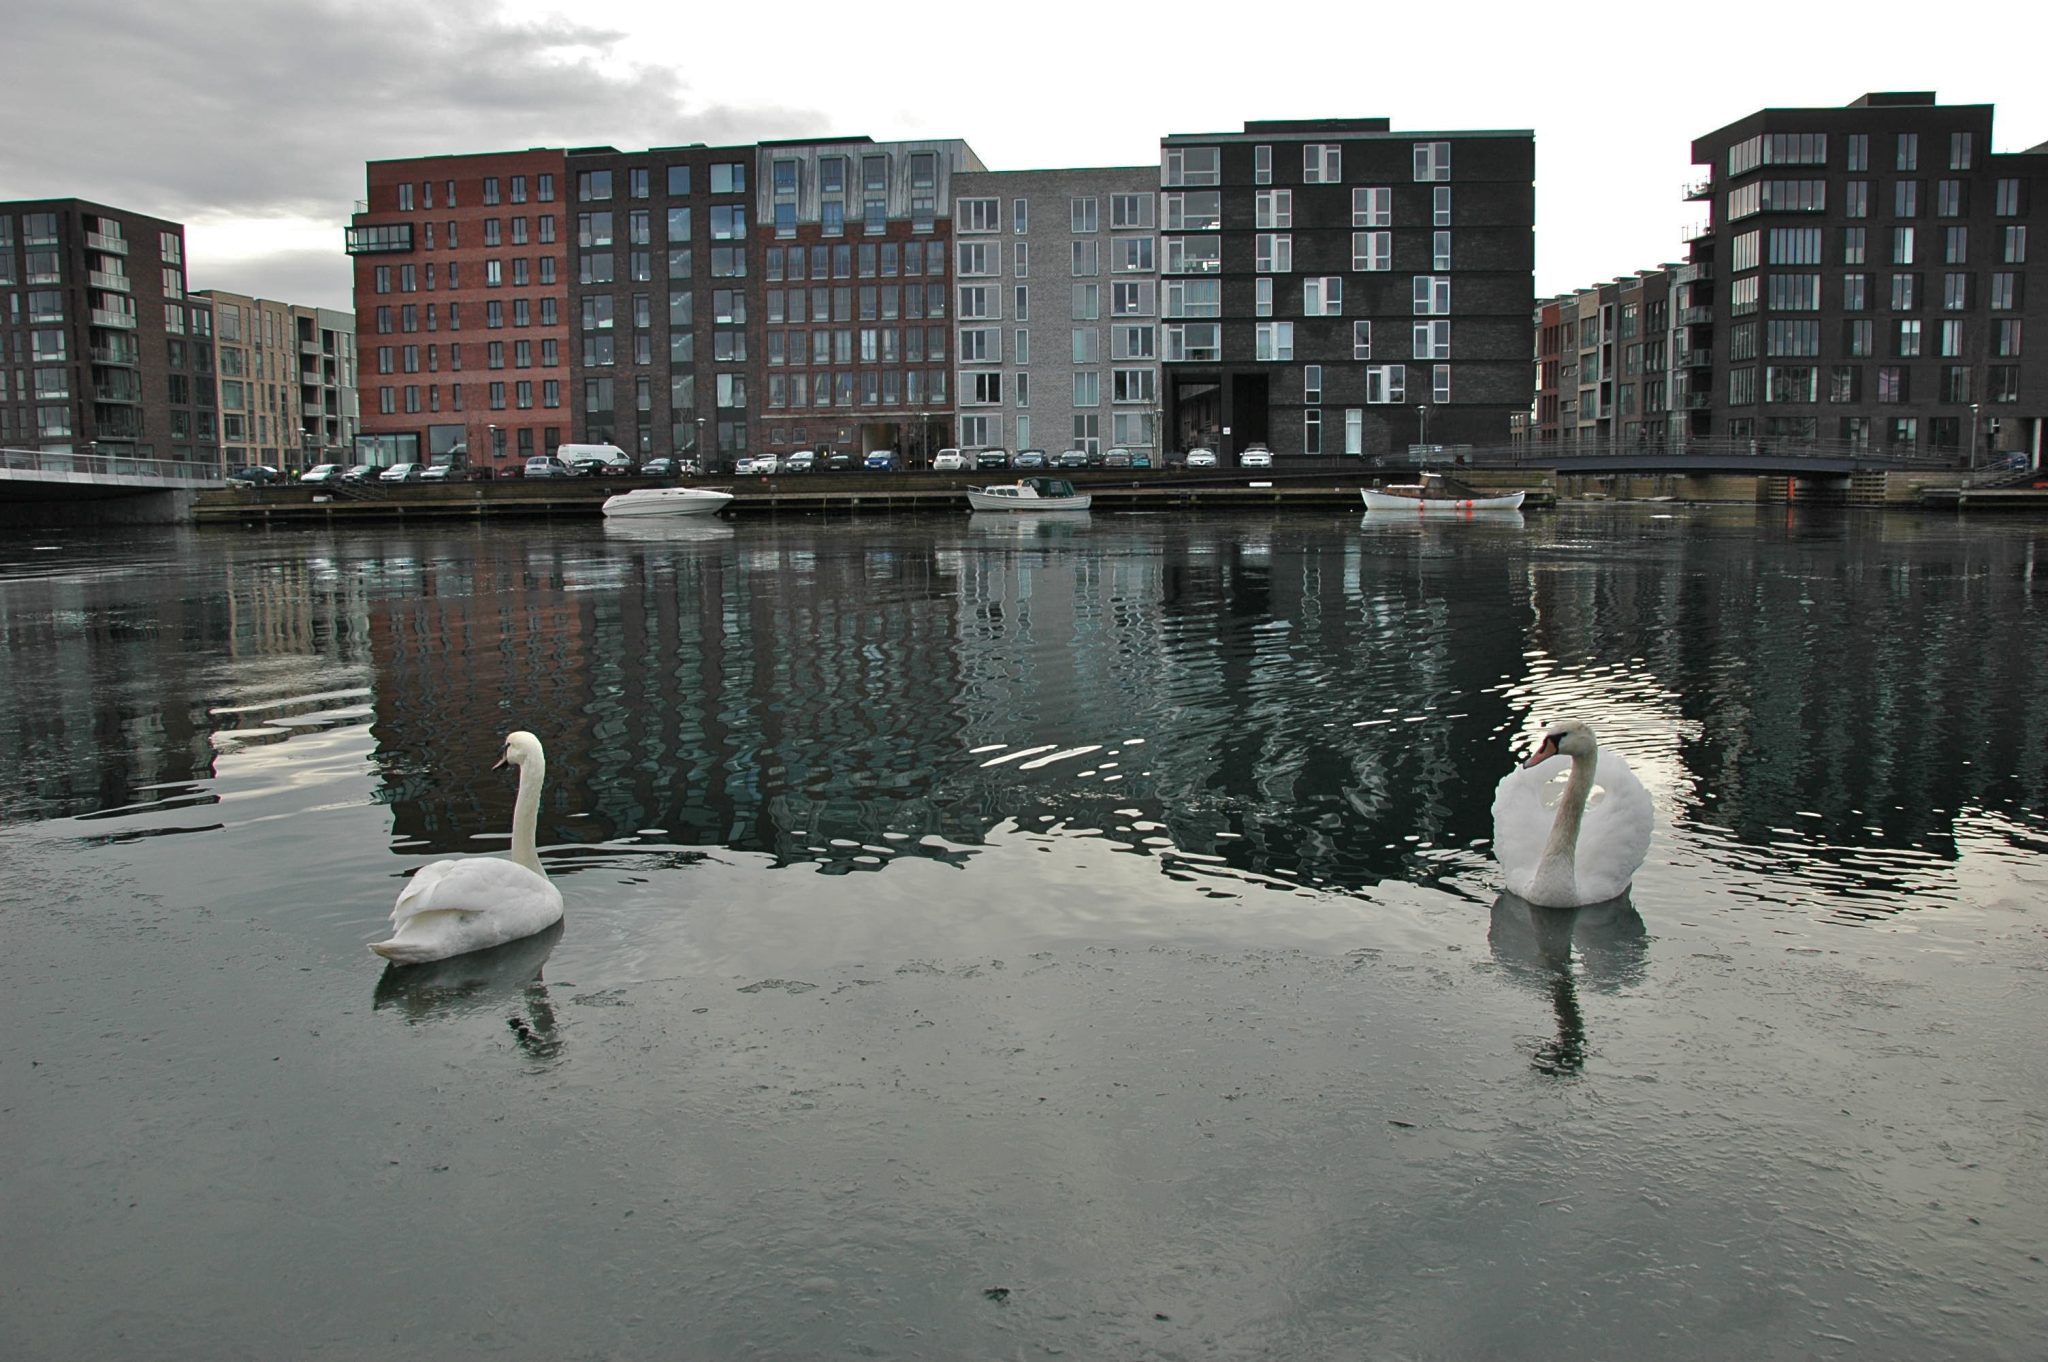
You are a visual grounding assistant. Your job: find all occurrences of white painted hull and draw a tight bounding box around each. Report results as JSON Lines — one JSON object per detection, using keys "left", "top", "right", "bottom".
{"left": 966, "top": 487, "right": 1092, "bottom": 512}
{"left": 601, "top": 487, "right": 735, "bottom": 518}
{"left": 1362, "top": 488, "right": 1525, "bottom": 512}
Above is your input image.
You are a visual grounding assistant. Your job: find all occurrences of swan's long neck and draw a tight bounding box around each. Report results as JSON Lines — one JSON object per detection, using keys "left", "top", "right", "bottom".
{"left": 1530, "top": 750, "right": 1596, "bottom": 901}
{"left": 509, "top": 754, "right": 547, "bottom": 878}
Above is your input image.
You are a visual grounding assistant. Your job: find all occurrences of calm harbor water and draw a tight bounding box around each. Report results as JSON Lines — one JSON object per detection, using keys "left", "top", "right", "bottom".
{"left": 2, "top": 504, "right": 2045, "bottom": 1360}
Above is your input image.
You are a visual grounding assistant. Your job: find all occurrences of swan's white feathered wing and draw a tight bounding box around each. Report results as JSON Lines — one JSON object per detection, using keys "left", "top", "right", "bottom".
{"left": 372, "top": 856, "right": 564, "bottom": 964}
{"left": 1492, "top": 747, "right": 1653, "bottom": 904}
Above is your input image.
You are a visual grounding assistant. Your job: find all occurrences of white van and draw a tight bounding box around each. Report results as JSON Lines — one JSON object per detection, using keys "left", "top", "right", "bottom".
{"left": 556, "top": 443, "right": 633, "bottom": 476}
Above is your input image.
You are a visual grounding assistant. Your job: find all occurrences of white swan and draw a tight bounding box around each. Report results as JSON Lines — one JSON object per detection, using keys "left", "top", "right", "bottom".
{"left": 370, "top": 731, "right": 565, "bottom": 964}
{"left": 1490, "top": 720, "right": 1652, "bottom": 907}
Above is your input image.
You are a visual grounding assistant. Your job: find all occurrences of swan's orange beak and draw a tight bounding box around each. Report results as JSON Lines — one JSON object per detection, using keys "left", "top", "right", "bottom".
{"left": 1522, "top": 735, "right": 1559, "bottom": 769}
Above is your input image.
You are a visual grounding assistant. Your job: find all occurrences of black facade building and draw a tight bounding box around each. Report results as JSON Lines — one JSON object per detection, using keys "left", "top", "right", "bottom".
{"left": 565, "top": 143, "right": 754, "bottom": 468}
{"left": 1158, "top": 118, "right": 1535, "bottom": 465}
{"left": 1685, "top": 93, "right": 2045, "bottom": 464}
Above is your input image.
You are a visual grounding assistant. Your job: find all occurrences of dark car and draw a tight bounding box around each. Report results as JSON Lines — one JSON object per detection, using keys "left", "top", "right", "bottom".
{"left": 640, "top": 458, "right": 679, "bottom": 477}
{"left": 863, "top": 449, "right": 898, "bottom": 472}
{"left": 340, "top": 463, "right": 381, "bottom": 483}
{"left": 228, "top": 465, "right": 281, "bottom": 486}
{"left": 976, "top": 448, "right": 1013, "bottom": 470}
{"left": 1058, "top": 449, "right": 1091, "bottom": 470}
{"left": 823, "top": 450, "right": 855, "bottom": 471}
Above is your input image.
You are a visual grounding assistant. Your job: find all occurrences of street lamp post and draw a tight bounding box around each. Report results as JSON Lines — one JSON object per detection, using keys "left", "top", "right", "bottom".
{"left": 1416, "top": 403, "right": 1431, "bottom": 463}
{"left": 1968, "top": 402, "right": 1981, "bottom": 470}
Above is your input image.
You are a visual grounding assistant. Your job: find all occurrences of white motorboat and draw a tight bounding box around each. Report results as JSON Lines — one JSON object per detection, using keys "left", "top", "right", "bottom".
{"left": 1362, "top": 473, "right": 1525, "bottom": 513}
{"left": 600, "top": 486, "right": 735, "bottom": 518}
{"left": 964, "top": 477, "right": 1092, "bottom": 512}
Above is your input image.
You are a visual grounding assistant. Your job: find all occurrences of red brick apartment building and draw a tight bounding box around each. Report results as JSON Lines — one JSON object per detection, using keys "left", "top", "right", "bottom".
{"left": 347, "top": 150, "right": 570, "bottom": 474}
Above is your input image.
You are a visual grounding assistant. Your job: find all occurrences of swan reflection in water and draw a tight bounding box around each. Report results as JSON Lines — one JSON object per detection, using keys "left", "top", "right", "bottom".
{"left": 1487, "top": 890, "right": 1647, "bottom": 1075}
{"left": 372, "top": 919, "right": 566, "bottom": 1060}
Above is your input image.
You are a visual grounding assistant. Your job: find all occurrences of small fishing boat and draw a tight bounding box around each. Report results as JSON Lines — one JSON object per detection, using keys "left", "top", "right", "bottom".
{"left": 600, "top": 486, "right": 735, "bottom": 518}
{"left": 1362, "top": 472, "right": 1525, "bottom": 513}
{"left": 965, "top": 477, "right": 1092, "bottom": 512}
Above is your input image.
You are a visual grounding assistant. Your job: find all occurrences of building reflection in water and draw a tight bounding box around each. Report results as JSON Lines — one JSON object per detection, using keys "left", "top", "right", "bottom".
{"left": 2, "top": 510, "right": 2044, "bottom": 921}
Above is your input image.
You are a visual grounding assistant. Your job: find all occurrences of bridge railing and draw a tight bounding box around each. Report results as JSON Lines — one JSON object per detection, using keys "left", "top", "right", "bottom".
{"left": 1457, "top": 437, "right": 1961, "bottom": 472}
{"left": 1, "top": 445, "right": 223, "bottom": 484}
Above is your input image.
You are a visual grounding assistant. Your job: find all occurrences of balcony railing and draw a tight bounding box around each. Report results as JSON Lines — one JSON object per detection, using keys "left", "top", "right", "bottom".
{"left": 1674, "top": 262, "right": 1715, "bottom": 285}
{"left": 1680, "top": 306, "right": 1714, "bottom": 326}
{"left": 1675, "top": 347, "right": 1713, "bottom": 368}
{"left": 1682, "top": 220, "right": 1717, "bottom": 242}
{"left": 1683, "top": 176, "right": 1714, "bottom": 201}
{"left": 90, "top": 345, "right": 141, "bottom": 366}
{"left": 89, "top": 270, "right": 131, "bottom": 293}
{"left": 1684, "top": 392, "right": 1713, "bottom": 409}
{"left": 91, "top": 308, "right": 138, "bottom": 329}
{"left": 85, "top": 231, "right": 129, "bottom": 255}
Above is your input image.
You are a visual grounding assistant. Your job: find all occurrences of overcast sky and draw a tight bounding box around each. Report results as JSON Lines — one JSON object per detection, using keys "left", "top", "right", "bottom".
{"left": 8, "top": 0, "right": 2040, "bottom": 313}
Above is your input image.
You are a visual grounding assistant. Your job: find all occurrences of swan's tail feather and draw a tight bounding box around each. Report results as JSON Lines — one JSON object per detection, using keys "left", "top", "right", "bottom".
{"left": 371, "top": 909, "right": 489, "bottom": 965}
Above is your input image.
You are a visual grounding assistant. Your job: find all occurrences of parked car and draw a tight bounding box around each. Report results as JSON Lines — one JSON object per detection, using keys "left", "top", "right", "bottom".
{"left": 863, "top": 449, "right": 898, "bottom": 472}
{"left": 932, "top": 448, "right": 969, "bottom": 472}
{"left": 823, "top": 450, "right": 856, "bottom": 471}
{"left": 379, "top": 463, "right": 423, "bottom": 483}
{"left": 559, "top": 443, "right": 633, "bottom": 476}
{"left": 639, "top": 458, "right": 679, "bottom": 477}
{"left": 299, "top": 463, "right": 343, "bottom": 484}
{"left": 228, "top": 465, "right": 281, "bottom": 486}
{"left": 1240, "top": 445, "right": 1274, "bottom": 469}
{"left": 1014, "top": 449, "right": 1049, "bottom": 470}
{"left": 1058, "top": 449, "right": 1091, "bottom": 470}
{"left": 975, "top": 448, "right": 1013, "bottom": 470}
{"left": 1102, "top": 448, "right": 1133, "bottom": 469}
{"left": 340, "top": 463, "right": 381, "bottom": 483}
{"left": 733, "top": 455, "right": 764, "bottom": 475}
{"left": 1184, "top": 448, "right": 1218, "bottom": 469}
{"left": 523, "top": 455, "right": 572, "bottom": 479}
{"left": 783, "top": 450, "right": 817, "bottom": 473}
{"left": 1131, "top": 451, "right": 1153, "bottom": 470}
{"left": 419, "top": 461, "right": 461, "bottom": 481}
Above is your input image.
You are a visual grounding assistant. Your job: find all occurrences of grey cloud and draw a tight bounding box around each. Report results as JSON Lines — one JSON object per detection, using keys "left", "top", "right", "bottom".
{"left": 6, "top": 0, "right": 827, "bottom": 305}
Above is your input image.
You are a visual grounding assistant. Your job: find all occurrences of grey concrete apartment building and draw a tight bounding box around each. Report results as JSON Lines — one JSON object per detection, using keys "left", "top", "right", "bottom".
{"left": 949, "top": 166, "right": 1161, "bottom": 459}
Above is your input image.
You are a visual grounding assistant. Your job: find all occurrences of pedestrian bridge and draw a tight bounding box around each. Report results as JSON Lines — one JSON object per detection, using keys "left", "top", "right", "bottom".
{"left": 1, "top": 445, "right": 222, "bottom": 502}
{"left": 1463, "top": 437, "right": 1959, "bottom": 477}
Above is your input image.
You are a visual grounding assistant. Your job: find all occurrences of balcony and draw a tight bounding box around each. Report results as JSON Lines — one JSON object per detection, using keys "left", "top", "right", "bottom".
{"left": 90, "top": 345, "right": 140, "bottom": 366}
{"left": 1682, "top": 220, "right": 1717, "bottom": 243}
{"left": 91, "top": 307, "right": 138, "bottom": 329}
{"left": 85, "top": 231, "right": 128, "bottom": 255}
{"left": 93, "top": 384, "right": 143, "bottom": 404}
{"left": 1680, "top": 306, "right": 1714, "bottom": 326}
{"left": 1676, "top": 347, "right": 1713, "bottom": 369}
{"left": 1683, "top": 175, "right": 1714, "bottom": 201}
{"left": 1674, "top": 262, "right": 1715, "bottom": 285}
{"left": 344, "top": 222, "right": 415, "bottom": 256}
{"left": 89, "top": 270, "right": 131, "bottom": 293}
{"left": 1684, "top": 392, "right": 1713, "bottom": 410}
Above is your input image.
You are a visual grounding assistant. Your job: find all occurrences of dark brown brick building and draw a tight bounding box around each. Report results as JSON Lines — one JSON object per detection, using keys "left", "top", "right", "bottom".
{"left": 0, "top": 198, "right": 216, "bottom": 468}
